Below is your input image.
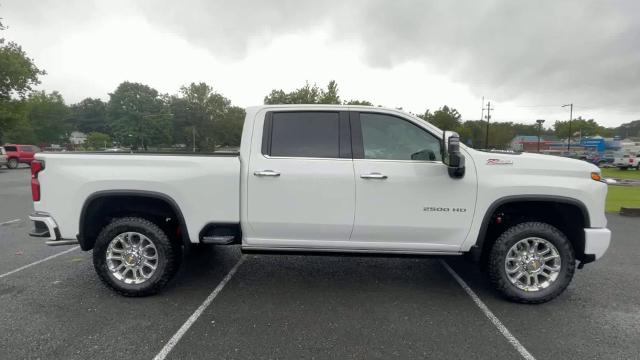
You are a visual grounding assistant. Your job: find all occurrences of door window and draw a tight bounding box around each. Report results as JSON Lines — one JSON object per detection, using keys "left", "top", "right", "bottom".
{"left": 360, "top": 113, "right": 442, "bottom": 161}
{"left": 268, "top": 112, "right": 340, "bottom": 158}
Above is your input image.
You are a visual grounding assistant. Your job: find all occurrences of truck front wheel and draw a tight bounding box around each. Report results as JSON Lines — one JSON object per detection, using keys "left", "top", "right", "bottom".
{"left": 93, "top": 217, "right": 181, "bottom": 296}
{"left": 488, "top": 222, "right": 575, "bottom": 304}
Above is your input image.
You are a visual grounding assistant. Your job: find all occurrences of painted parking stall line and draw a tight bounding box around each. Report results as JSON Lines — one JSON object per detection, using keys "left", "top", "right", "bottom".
{"left": 153, "top": 255, "right": 247, "bottom": 360}
{"left": 440, "top": 260, "right": 536, "bottom": 360}
{"left": 0, "top": 218, "right": 21, "bottom": 226}
{"left": 0, "top": 246, "right": 80, "bottom": 279}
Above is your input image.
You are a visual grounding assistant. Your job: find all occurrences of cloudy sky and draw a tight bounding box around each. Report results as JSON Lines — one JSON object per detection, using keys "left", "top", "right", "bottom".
{"left": 2, "top": 0, "right": 639, "bottom": 127}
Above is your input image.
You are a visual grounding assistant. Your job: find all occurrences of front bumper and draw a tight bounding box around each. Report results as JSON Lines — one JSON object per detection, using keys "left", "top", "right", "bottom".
{"left": 29, "top": 212, "right": 78, "bottom": 246}
{"left": 584, "top": 228, "right": 611, "bottom": 260}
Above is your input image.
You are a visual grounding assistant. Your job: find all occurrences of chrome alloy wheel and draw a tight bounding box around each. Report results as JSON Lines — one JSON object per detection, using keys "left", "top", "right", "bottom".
{"left": 106, "top": 232, "right": 158, "bottom": 285}
{"left": 504, "top": 237, "right": 561, "bottom": 292}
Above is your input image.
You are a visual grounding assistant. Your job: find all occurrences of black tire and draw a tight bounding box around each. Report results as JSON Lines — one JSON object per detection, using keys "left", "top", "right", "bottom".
{"left": 488, "top": 222, "right": 575, "bottom": 304}
{"left": 93, "top": 217, "right": 181, "bottom": 297}
{"left": 7, "top": 158, "right": 18, "bottom": 169}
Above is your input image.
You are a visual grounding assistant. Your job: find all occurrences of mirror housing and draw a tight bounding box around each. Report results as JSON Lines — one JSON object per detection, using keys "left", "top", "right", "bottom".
{"left": 442, "top": 131, "right": 465, "bottom": 178}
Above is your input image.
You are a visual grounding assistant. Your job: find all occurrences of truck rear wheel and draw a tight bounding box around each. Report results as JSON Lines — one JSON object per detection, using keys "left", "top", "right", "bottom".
{"left": 488, "top": 222, "right": 575, "bottom": 304}
{"left": 93, "top": 217, "right": 181, "bottom": 296}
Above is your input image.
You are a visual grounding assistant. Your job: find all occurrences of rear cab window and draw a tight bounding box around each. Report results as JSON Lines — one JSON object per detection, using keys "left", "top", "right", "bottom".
{"left": 262, "top": 111, "right": 350, "bottom": 158}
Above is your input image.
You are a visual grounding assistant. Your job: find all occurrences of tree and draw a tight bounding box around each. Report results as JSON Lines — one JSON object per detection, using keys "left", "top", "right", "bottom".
{"left": 264, "top": 80, "right": 341, "bottom": 105}
{"left": 553, "top": 117, "right": 607, "bottom": 139}
{"left": 0, "top": 17, "right": 46, "bottom": 142}
{"left": 26, "top": 91, "right": 70, "bottom": 144}
{"left": 0, "top": 40, "right": 45, "bottom": 101}
{"left": 419, "top": 105, "right": 462, "bottom": 130}
{"left": 345, "top": 99, "right": 373, "bottom": 106}
{"left": 69, "top": 98, "right": 108, "bottom": 134}
{"left": 106, "top": 82, "right": 172, "bottom": 149}
{"left": 170, "top": 82, "right": 240, "bottom": 151}
{"left": 318, "top": 80, "right": 340, "bottom": 104}
{"left": 85, "top": 131, "right": 111, "bottom": 150}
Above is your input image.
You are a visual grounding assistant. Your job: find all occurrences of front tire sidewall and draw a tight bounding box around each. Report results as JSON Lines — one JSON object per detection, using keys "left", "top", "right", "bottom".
{"left": 93, "top": 218, "right": 178, "bottom": 296}
{"left": 489, "top": 222, "right": 575, "bottom": 303}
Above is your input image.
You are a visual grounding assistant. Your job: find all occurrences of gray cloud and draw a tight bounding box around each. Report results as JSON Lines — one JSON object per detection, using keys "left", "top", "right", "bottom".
{"left": 137, "top": 0, "right": 640, "bottom": 112}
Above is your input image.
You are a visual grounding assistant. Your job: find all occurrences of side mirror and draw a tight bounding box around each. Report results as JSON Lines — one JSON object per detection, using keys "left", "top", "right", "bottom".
{"left": 443, "top": 131, "right": 465, "bottom": 178}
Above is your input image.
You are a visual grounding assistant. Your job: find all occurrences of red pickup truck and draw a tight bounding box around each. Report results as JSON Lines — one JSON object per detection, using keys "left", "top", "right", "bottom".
{"left": 2, "top": 144, "right": 41, "bottom": 169}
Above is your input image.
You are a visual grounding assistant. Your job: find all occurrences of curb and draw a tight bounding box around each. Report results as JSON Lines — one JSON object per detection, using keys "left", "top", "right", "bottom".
{"left": 619, "top": 207, "right": 640, "bottom": 217}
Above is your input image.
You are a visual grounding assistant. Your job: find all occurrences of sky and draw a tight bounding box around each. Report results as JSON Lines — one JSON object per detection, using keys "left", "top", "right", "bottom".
{"left": 2, "top": 0, "right": 639, "bottom": 127}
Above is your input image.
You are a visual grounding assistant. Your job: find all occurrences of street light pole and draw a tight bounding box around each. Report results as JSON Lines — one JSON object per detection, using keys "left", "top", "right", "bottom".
{"left": 562, "top": 104, "right": 573, "bottom": 151}
{"left": 536, "top": 119, "right": 545, "bottom": 153}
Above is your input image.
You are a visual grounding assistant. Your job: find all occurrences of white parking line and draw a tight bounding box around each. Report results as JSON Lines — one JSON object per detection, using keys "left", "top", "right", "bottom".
{"left": 0, "top": 246, "right": 80, "bottom": 279}
{"left": 0, "top": 218, "right": 21, "bottom": 226}
{"left": 440, "top": 260, "right": 536, "bottom": 360}
{"left": 153, "top": 255, "right": 247, "bottom": 360}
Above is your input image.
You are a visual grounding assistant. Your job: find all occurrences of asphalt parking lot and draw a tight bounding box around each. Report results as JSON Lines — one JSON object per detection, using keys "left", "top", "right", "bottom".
{"left": 1, "top": 168, "right": 639, "bottom": 359}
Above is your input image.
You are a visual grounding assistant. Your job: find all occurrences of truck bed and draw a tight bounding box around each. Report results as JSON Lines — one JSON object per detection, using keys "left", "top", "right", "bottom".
{"left": 34, "top": 152, "right": 241, "bottom": 243}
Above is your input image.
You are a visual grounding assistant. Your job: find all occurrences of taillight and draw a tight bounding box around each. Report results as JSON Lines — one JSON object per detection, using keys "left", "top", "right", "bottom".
{"left": 31, "top": 160, "right": 44, "bottom": 201}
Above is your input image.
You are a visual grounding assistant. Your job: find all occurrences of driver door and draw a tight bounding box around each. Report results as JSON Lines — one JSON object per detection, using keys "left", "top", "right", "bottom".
{"left": 350, "top": 111, "right": 477, "bottom": 252}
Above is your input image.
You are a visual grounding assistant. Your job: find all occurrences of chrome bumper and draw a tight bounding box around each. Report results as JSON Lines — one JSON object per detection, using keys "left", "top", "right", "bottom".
{"left": 584, "top": 228, "right": 611, "bottom": 260}
{"left": 29, "top": 212, "right": 78, "bottom": 246}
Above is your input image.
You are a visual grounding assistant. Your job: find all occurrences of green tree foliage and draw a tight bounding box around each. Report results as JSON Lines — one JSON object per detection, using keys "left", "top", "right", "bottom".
{"left": 106, "top": 82, "right": 172, "bottom": 149}
{"left": 553, "top": 117, "right": 610, "bottom": 139}
{"left": 0, "top": 40, "right": 45, "bottom": 101}
{"left": 85, "top": 131, "right": 111, "bottom": 150}
{"left": 345, "top": 100, "right": 374, "bottom": 106}
{"left": 69, "top": 98, "right": 108, "bottom": 134}
{"left": 616, "top": 120, "right": 640, "bottom": 139}
{"left": 0, "top": 19, "right": 46, "bottom": 142}
{"left": 170, "top": 82, "right": 245, "bottom": 151}
{"left": 26, "top": 91, "right": 70, "bottom": 144}
{"left": 419, "top": 106, "right": 462, "bottom": 131}
{"left": 264, "top": 80, "right": 342, "bottom": 105}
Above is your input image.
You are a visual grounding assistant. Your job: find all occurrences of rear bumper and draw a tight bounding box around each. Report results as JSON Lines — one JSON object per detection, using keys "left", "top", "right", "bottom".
{"left": 584, "top": 228, "right": 611, "bottom": 260}
{"left": 29, "top": 212, "right": 78, "bottom": 246}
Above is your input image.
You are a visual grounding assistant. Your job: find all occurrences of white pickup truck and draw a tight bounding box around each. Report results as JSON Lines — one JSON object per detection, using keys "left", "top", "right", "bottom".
{"left": 614, "top": 152, "right": 638, "bottom": 170}
{"left": 29, "top": 105, "right": 611, "bottom": 303}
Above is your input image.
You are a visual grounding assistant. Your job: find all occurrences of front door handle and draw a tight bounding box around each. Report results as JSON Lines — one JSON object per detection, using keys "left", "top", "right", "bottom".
{"left": 254, "top": 170, "right": 281, "bottom": 177}
{"left": 360, "top": 172, "right": 388, "bottom": 179}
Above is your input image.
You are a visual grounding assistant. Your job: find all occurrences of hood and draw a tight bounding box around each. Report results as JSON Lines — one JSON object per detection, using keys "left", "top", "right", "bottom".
{"left": 467, "top": 149, "right": 599, "bottom": 177}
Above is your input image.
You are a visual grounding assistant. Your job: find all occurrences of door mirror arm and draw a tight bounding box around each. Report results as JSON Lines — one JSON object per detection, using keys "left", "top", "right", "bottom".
{"left": 442, "top": 131, "right": 465, "bottom": 179}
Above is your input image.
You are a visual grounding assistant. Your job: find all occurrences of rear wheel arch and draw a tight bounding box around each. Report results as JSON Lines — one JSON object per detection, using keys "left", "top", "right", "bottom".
{"left": 78, "top": 190, "right": 190, "bottom": 250}
{"left": 473, "top": 195, "right": 590, "bottom": 264}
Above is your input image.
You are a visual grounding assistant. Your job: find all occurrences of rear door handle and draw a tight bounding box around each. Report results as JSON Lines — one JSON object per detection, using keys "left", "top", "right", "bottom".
{"left": 254, "top": 170, "right": 281, "bottom": 177}
{"left": 360, "top": 172, "right": 388, "bottom": 179}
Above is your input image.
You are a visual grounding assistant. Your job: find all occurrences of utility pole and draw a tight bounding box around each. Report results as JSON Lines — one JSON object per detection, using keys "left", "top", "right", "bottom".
{"left": 480, "top": 96, "right": 485, "bottom": 129}
{"left": 192, "top": 126, "right": 196, "bottom": 153}
{"left": 536, "top": 119, "right": 546, "bottom": 153}
{"left": 484, "top": 101, "right": 494, "bottom": 149}
{"left": 562, "top": 103, "right": 573, "bottom": 151}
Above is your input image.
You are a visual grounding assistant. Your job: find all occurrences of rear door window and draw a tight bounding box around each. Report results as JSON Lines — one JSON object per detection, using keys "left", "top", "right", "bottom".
{"left": 4, "top": 146, "right": 17, "bottom": 152}
{"left": 267, "top": 112, "right": 340, "bottom": 158}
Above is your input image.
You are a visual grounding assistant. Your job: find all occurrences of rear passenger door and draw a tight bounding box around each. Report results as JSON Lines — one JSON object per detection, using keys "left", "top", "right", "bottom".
{"left": 245, "top": 110, "right": 355, "bottom": 249}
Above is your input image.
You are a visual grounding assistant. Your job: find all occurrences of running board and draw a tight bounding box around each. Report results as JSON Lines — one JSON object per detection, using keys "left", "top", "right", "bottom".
{"left": 201, "top": 235, "right": 237, "bottom": 245}
{"left": 45, "top": 239, "right": 79, "bottom": 246}
{"left": 241, "top": 246, "right": 462, "bottom": 258}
